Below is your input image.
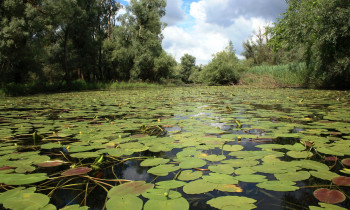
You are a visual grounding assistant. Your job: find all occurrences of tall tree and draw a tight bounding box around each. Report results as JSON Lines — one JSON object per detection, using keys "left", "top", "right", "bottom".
{"left": 270, "top": 0, "right": 350, "bottom": 88}
{"left": 179, "top": 54, "right": 196, "bottom": 83}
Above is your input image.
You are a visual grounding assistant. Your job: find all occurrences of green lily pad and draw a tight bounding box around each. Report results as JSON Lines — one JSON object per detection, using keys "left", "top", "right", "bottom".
{"left": 60, "top": 204, "right": 89, "bottom": 210}
{"left": 144, "top": 197, "right": 189, "bottom": 210}
{"left": 310, "top": 171, "right": 340, "bottom": 181}
{"left": 207, "top": 196, "right": 257, "bottom": 210}
{"left": 3, "top": 192, "right": 50, "bottom": 210}
{"left": 106, "top": 195, "right": 143, "bottom": 210}
{"left": 147, "top": 164, "right": 180, "bottom": 176}
{"left": 204, "top": 154, "right": 226, "bottom": 162}
{"left": 178, "top": 158, "right": 207, "bottom": 169}
{"left": 309, "top": 202, "right": 348, "bottom": 210}
{"left": 183, "top": 179, "right": 217, "bottom": 194}
{"left": 222, "top": 145, "right": 244, "bottom": 152}
{"left": 142, "top": 189, "right": 182, "bottom": 200}
{"left": 0, "top": 173, "right": 48, "bottom": 185}
{"left": 275, "top": 171, "right": 310, "bottom": 182}
{"left": 216, "top": 184, "right": 243, "bottom": 192}
{"left": 140, "top": 158, "right": 170, "bottom": 167}
{"left": 234, "top": 167, "right": 256, "bottom": 175}
{"left": 286, "top": 151, "right": 313, "bottom": 159}
{"left": 257, "top": 181, "right": 299, "bottom": 191}
{"left": 208, "top": 164, "right": 234, "bottom": 175}
{"left": 202, "top": 173, "right": 238, "bottom": 184}
{"left": 155, "top": 180, "right": 186, "bottom": 189}
{"left": 108, "top": 181, "right": 154, "bottom": 198}
{"left": 177, "top": 170, "right": 202, "bottom": 181}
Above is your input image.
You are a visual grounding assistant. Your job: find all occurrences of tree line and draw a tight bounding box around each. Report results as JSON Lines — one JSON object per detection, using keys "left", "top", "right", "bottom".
{"left": 1, "top": 0, "right": 349, "bottom": 89}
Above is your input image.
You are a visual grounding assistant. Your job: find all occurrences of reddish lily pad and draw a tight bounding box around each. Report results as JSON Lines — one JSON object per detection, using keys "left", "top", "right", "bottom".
{"left": 61, "top": 167, "right": 92, "bottom": 176}
{"left": 37, "top": 160, "right": 66, "bottom": 167}
{"left": 108, "top": 181, "right": 154, "bottom": 198}
{"left": 0, "top": 166, "right": 15, "bottom": 171}
{"left": 332, "top": 176, "right": 350, "bottom": 186}
{"left": 313, "top": 188, "right": 346, "bottom": 204}
{"left": 325, "top": 156, "right": 338, "bottom": 162}
{"left": 341, "top": 158, "right": 350, "bottom": 167}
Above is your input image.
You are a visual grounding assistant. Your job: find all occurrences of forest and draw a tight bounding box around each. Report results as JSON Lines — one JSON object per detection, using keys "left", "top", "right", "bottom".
{"left": 0, "top": 0, "right": 349, "bottom": 95}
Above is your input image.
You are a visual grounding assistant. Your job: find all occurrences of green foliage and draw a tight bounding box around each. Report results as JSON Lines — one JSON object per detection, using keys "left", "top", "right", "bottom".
{"left": 200, "top": 41, "right": 243, "bottom": 85}
{"left": 270, "top": 0, "right": 350, "bottom": 88}
{"left": 179, "top": 54, "right": 196, "bottom": 83}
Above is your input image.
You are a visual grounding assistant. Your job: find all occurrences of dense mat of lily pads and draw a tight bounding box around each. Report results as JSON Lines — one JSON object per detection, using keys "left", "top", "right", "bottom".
{"left": 0, "top": 86, "right": 349, "bottom": 209}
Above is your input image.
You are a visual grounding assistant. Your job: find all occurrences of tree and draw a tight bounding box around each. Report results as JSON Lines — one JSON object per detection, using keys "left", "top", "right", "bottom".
{"left": 200, "top": 41, "right": 242, "bottom": 85}
{"left": 270, "top": 0, "right": 350, "bottom": 88}
{"left": 179, "top": 54, "right": 196, "bottom": 83}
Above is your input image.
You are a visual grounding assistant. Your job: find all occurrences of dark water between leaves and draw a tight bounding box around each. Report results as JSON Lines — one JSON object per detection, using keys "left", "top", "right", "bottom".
{"left": 0, "top": 86, "right": 349, "bottom": 210}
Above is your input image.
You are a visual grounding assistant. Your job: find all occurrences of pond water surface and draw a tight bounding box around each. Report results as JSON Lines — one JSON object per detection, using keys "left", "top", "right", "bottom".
{"left": 0, "top": 86, "right": 349, "bottom": 210}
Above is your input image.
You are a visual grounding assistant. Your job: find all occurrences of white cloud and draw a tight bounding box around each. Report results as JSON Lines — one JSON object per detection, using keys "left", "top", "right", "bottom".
{"left": 162, "top": 0, "right": 276, "bottom": 65}
{"left": 162, "top": 0, "right": 185, "bottom": 26}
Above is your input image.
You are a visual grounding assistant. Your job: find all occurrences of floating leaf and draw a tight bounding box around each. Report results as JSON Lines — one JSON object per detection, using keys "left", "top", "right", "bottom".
{"left": 222, "top": 145, "right": 244, "bottom": 152}
{"left": 140, "top": 158, "right": 169, "bottom": 167}
{"left": 36, "top": 160, "right": 66, "bottom": 167}
{"left": 155, "top": 180, "right": 186, "bottom": 189}
{"left": 61, "top": 167, "right": 92, "bottom": 176}
{"left": 275, "top": 171, "right": 310, "bottom": 182}
{"left": 207, "top": 196, "right": 257, "bottom": 210}
{"left": 332, "top": 176, "right": 350, "bottom": 186}
{"left": 60, "top": 204, "right": 89, "bottom": 210}
{"left": 341, "top": 158, "right": 350, "bottom": 167}
{"left": 216, "top": 184, "right": 243, "bottom": 192}
{"left": 3, "top": 193, "right": 50, "bottom": 210}
{"left": 310, "top": 171, "right": 339, "bottom": 181}
{"left": 204, "top": 154, "right": 226, "bottom": 162}
{"left": 142, "top": 189, "right": 182, "bottom": 200}
{"left": 108, "top": 181, "right": 154, "bottom": 198}
{"left": 234, "top": 167, "right": 256, "bottom": 175}
{"left": 183, "top": 179, "right": 217, "bottom": 194}
{"left": 208, "top": 164, "right": 234, "bottom": 175}
{"left": 309, "top": 202, "right": 348, "bottom": 210}
{"left": 147, "top": 164, "right": 180, "bottom": 176}
{"left": 177, "top": 170, "right": 202, "bottom": 181}
{"left": 106, "top": 195, "right": 143, "bottom": 210}
{"left": 0, "top": 173, "right": 48, "bottom": 185}
{"left": 144, "top": 197, "right": 189, "bottom": 210}
{"left": 286, "top": 151, "right": 313, "bottom": 159}
{"left": 179, "top": 158, "right": 207, "bottom": 169}
{"left": 257, "top": 181, "right": 299, "bottom": 192}
{"left": 202, "top": 173, "right": 238, "bottom": 184}
{"left": 313, "top": 188, "right": 346, "bottom": 204}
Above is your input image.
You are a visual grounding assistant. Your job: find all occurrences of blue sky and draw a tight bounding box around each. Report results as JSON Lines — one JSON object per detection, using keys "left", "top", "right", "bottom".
{"left": 119, "top": 0, "right": 288, "bottom": 65}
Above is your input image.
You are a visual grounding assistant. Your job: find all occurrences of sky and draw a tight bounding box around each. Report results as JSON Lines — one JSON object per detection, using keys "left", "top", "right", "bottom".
{"left": 119, "top": 0, "right": 288, "bottom": 65}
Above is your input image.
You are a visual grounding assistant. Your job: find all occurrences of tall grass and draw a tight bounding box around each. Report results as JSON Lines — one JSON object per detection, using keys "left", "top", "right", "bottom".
{"left": 108, "top": 81, "right": 167, "bottom": 90}
{"left": 242, "top": 63, "right": 308, "bottom": 87}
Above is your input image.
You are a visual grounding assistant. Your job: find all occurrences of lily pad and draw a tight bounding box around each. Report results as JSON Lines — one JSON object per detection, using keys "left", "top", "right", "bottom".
{"left": 286, "top": 151, "right": 313, "bottom": 159}
{"left": 310, "top": 171, "right": 339, "bottom": 181}
{"left": 235, "top": 174, "right": 268, "bottom": 183}
{"left": 36, "top": 160, "right": 66, "bottom": 167}
{"left": 61, "top": 167, "right": 92, "bottom": 176}
{"left": 208, "top": 164, "right": 234, "bottom": 175}
{"left": 142, "top": 189, "right": 182, "bottom": 200}
{"left": 179, "top": 158, "right": 207, "bottom": 169}
{"left": 332, "top": 176, "right": 350, "bottom": 186}
{"left": 3, "top": 192, "right": 50, "bottom": 210}
{"left": 313, "top": 188, "right": 346, "bottom": 204}
{"left": 144, "top": 197, "right": 189, "bottom": 210}
{"left": 147, "top": 164, "right": 180, "bottom": 176}
{"left": 106, "top": 195, "right": 143, "bottom": 210}
{"left": 140, "top": 158, "right": 169, "bottom": 167}
{"left": 202, "top": 173, "right": 238, "bottom": 184}
{"left": 216, "top": 184, "right": 243, "bottom": 192}
{"left": 183, "top": 179, "right": 217, "bottom": 194}
{"left": 108, "top": 181, "right": 154, "bottom": 198}
{"left": 257, "top": 181, "right": 299, "bottom": 192}
{"left": 275, "top": 171, "right": 310, "bottom": 182}
{"left": 155, "top": 180, "right": 186, "bottom": 189}
{"left": 207, "top": 196, "right": 257, "bottom": 210}
{"left": 341, "top": 158, "right": 350, "bottom": 167}
{"left": 309, "top": 202, "right": 348, "bottom": 210}
{"left": 0, "top": 173, "right": 48, "bottom": 185}
{"left": 177, "top": 170, "right": 202, "bottom": 181}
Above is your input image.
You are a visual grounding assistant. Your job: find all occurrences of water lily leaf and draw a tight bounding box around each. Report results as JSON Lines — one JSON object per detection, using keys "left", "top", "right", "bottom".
{"left": 341, "top": 158, "right": 350, "bottom": 167}
{"left": 106, "top": 195, "right": 143, "bottom": 210}
{"left": 70, "top": 152, "right": 101, "bottom": 158}
{"left": 40, "top": 204, "right": 57, "bottom": 210}
{"left": 313, "top": 188, "right": 346, "bottom": 204}
{"left": 222, "top": 145, "right": 244, "bottom": 152}
{"left": 0, "top": 187, "right": 36, "bottom": 203}
{"left": 204, "top": 154, "right": 226, "bottom": 162}
{"left": 317, "top": 147, "right": 344, "bottom": 156}
{"left": 179, "top": 158, "right": 207, "bottom": 169}
{"left": 36, "top": 160, "right": 66, "bottom": 167}
{"left": 108, "top": 181, "right": 154, "bottom": 198}
{"left": 144, "top": 197, "right": 189, "bottom": 210}
{"left": 257, "top": 181, "right": 299, "bottom": 192}
{"left": 295, "top": 160, "right": 329, "bottom": 171}
{"left": 177, "top": 170, "right": 202, "bottom": 181}
{"left": 309, "top": 202, "right": 348, "bottom": 210}
{"left": 41, "top": 143, "right": 62, "bottom": 149}
{"left": 208, "top": 164, "right": 234, "bottom": 175}
{"left": 310, "top": 171, "right": 339, "bottom": 181}
{"left": 222, "top": 159, "right": 259, "bottom": 167}
{"left": 202, "top": 173, "right": 238, "bottom": 184}
{"left": 60, "top": 204, "right": 89, "bottom": 210}
{"left": 3, "top": 192, "right": 50, "bottom": 210}
{"left": 140, "top": 158, "right": 169, "bottom": 167}
{"left": 207, "top": 196, "right": 257, "bottom": 210}
{"left": 234, "top": 167, "right": 256, "bottom": 175}
{"left": 235, "top": 174, "right": 268, "bottom": 183}
{"left": 216, "top": 184, "right": 243, "bottom": 192}
{"left": 275, "top": 171, "right": 310, "bottom": 182}
{"left": 286, "top": 151, "right": 313, "bottom": 159}
{"left": 142, "top": 189, "right": 182, "bottom": 200}
{"left": 0, "top": 173, "right": 48, "bottom": 185}
{"left": 155, "top": 180, "right": 186, "bottom": 189}
{"left": 15, "top": 164, "right": 36, "bottom": 173}
{"left": 332, "top": 176, "right": 350, "bottom": 186}
{"left": 61, "top": 167, "right": 92, "bottom": 176}
{"left": 183, "top": 179, "right": 217, "bottom": 194}
{"left": 147, "top": 164, "right": 180, "bottom": 176}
